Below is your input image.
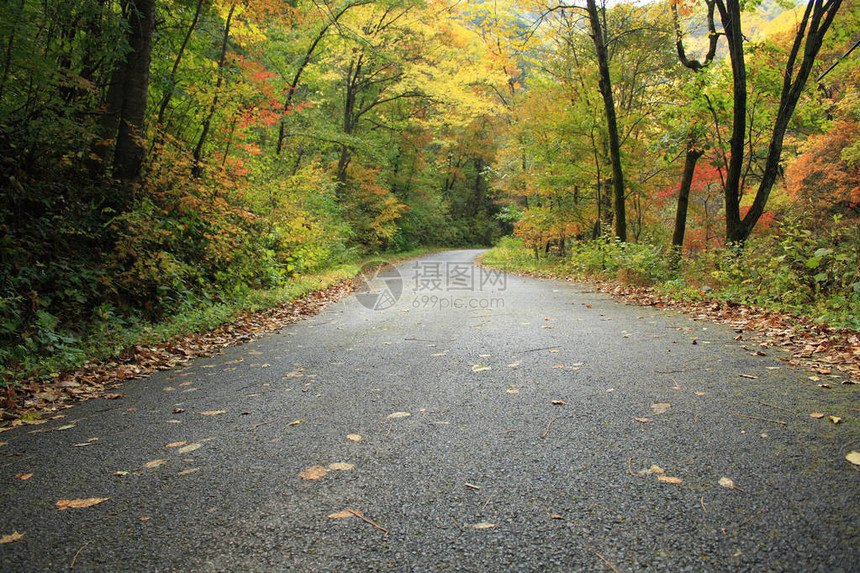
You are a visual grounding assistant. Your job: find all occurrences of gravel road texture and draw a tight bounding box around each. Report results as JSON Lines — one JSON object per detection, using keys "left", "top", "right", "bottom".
{"left": 1, "top": 249, "right": 858, "bottom": 571}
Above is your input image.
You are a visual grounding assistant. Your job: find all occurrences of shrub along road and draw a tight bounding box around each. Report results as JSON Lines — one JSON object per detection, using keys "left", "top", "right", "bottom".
{"left": 1, "top": 250, "right": 857, "bottom": 571}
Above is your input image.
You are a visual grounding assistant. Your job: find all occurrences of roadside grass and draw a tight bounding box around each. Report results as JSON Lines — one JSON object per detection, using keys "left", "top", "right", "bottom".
{"left": 1, "top": 249, "right": 430, "bottom": 390}
{"left": 482, "top": 234, "right": 859, "bottom": 332}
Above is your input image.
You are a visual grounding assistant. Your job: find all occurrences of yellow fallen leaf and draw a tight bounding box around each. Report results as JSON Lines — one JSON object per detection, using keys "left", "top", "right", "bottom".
{"left": 657, "top": 476, "right": 683, "bottom": 484}
{"left": 178, "top": 443, "right": 201, "bottom": 454}
{"left": 650, "top": 402, "right": 671, "bottom": 415}
{"left": 165, "top": 441, "right": 187, "bottom": 448}
{"left": 506, "top": 389, "right": 520, "bottom": 394}
{"left": 846, "top": 451, "right": 860, "bottom": 466}
{"left": 552, "top": 365, "right": 564, "bottom": 369}
{"left": 695, "top": 392, "right": 706, "bottom": 396}
{"left": 0, "top": 531, "right": 24, "bottom": 544}
{"left": 719, "top": 477, "right": 735, "bottom": 489}
{"left": 466, "top": 522, "right": 496, "bottom": 529}
{"left": 508, "top": 362, "right": 520, "bottom": 368}
{"left": 346, "top": 434, "right": 362, "bottom": 442}
{"left": 387, "top": 412, "right": 410, "bottom": 419}
{"left": 633, "top": 417, "right": 651, "bottom": 423}
{"left": 550, "top": 514, "right": 564, "bottom": 520}
{"left": 739, "top": 374, "right": 758, "bottom": 380}
{"left": 328, "top": 462, "right": 354, "bottom": 471}
{"left": 179, "top": 381, "right": 193, "bottom": 387}
{"left": 163, "top": 387, "right": 176, "bottom": 392}
{"left": 139, "top": 516, "right": 151, "bottom": 522}
{"left": 144, "top": 459, "right": 166, "bottom": 469}
{"left": 287, "top": 420, "right": 305, "bottom": 426}
{"left": 328, "top": 510, "right": 354, "bottom": 519}
{"left": 829, "top": 416, "right": 842, "bottom": 424}
{"left": 551, "top": 400, "right": 566, "bottom": 405}
{"left": 198, "top": 410, "right": 227, "bottom": 416}
{"left": 810, "top": 413, "right": 825, "bottom": 419}
{"left": 431, "top": 352, "right": 448, "bottom": 357}
{"left": 639, "top": 465, "right": 665, "bottom": 475}
{"left": 300, "top": 465, "right": 329, "bottom": 480}
{"left": 472, "top": 364, "right": 491, "bottom": 372}
{"left": 177, "top": 468, "right": 199, "bottom": 476}
{"left": 56, "top": 497, "right": 110, "bottom": 510}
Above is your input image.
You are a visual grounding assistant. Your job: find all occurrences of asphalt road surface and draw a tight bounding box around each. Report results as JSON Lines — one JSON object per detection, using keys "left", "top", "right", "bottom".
{"left": 1, "top": 250, "right": 858, "bottom": 571}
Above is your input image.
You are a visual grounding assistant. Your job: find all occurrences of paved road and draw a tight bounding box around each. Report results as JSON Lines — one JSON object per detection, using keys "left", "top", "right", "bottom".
{"left": 1, "top": 250, "right": 858, "bottom": 571}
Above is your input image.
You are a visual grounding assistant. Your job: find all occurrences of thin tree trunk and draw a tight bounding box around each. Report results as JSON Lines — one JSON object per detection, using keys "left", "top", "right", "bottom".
{"left": 672, "top": 144, "right": 704, "bottom": 251}
{"left": 192, "top": 2, "right": 235, "bottom": 177}
{"left": 586, "top": 0, "right": 626, "bottom": 242}
{"left": 157, "top": 0, "right": 205, "bottom": 126}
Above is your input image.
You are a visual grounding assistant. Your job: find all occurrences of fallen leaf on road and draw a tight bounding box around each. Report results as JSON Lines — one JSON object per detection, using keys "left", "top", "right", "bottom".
{"left": 55, "top": 424, "right": 75, "bottom": 431}
{"left": 114, "top": 471, "right": 129, "bottom": 477}
{"left": 639, "top": 465, "right": 665, "bottom": 475}
{"left": 431, "top": 352, "right": 448, "bottom": 356}
{"left": 328, "top": 462, "right": 354, "bottom": 471}
{"left": 810, "top": 413, "right": 826, "bottom": 419}
{"left": 328, "top": 510, "right": 354, "bottom": 519}
{"left": 550, "top": 514, "right": 564, "bottom": 520}
{"left": 650, "top": 403, "right": 671, "bottom": 415}
{"left": 719, "top": 477, "right": 735, "bottom": 489}
{"left": 552, "top": 365, "right": 564, "bottom": 369}
{"left": 549, "top": 349, "right": 560, "bottom": 353}
{"left": 144, "top": 459, "right": 166, "bottom": 469}
{"left": 657, "top": 476, "right": 683, "bottom": 484}
{"left": 465, "top": 522, "right": 496, "bottom": 529}
{"left": 347, "top": 434, "right": 362, "bottom": 442}
{"left": 0, "top": 532, "right": 24, "bottom": 544}
{"left": 552, "top": 400, "right": 566, "bottom": 405}
{"left": 506, "top": 389, "right": 520, "bottom": 394}
{"left": 508, "top": 362, "right": 520, "bottom": 368}
{"left": 287, "top": 420, "right": 306, "bottom": 426}
{"left": 818, "top": 383, "right": 832, "bottom": 389}
{"left": 829, "top": 416, "right": 842, "bottom": 424}
{"left": 633, "top": 417, "right": 651, "bottom": 423}
{"left": 695, "top": 392, "right": 707, "bottom": 396}
{"left": 472, "top": 364, "right": 491, "bottom": 372}
{"left": 139, "top": 516, "right": 151, "bottom": 522}
{"left": 198, "top": 410, "right": 226, "bottom": 416}
{"left": 300, "top": 465, "right": 329, "bottom": 480}
{"left": 739, "top": 374, "right": 758, "bottom": 379}
{"left": 15, "top": 473, "right": 33, "bottom": 481}
{"left": 178, "top": 443, "right": 201, "bottom": 454}
{"left": 166, "top": 441, "right": 187, "bottom": 448}
{"left": 387, "top": 412, "right": 410, "bottom": 419}
{"left": 56, "top": 497, "right": 109, "bottom": 510}
{"left": 846, "top": 451, "right": 860, "bottom": 466}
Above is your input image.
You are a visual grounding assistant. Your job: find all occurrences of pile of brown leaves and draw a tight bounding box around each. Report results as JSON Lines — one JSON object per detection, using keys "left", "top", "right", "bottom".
{"left": 1, "top": 280, "right": 356, "bottom": 425}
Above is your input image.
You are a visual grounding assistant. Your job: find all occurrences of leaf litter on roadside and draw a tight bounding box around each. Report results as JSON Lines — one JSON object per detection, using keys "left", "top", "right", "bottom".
{"left": 0, "top": 532, "right": 24, "bottom": 544}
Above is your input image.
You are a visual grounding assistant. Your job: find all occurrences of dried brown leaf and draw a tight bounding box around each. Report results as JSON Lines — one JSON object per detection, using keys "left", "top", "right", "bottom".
{"left": 810, "top": 412, "right": 825, "bottom": 419}
{"left": 15, "top": 473, "right": 34, "bottom": 480}
{"left": 56, "top": 497, "right": 110, "bottom": 510}
{"left": 300, "top": 465, "right": 329, "bottom": 480}
{"left": 657, "top": 476, "right": 683, "bottom": 484}
{"left": 639, "top": 465, "right": 665, "bottom": 475}
{"left": 650, "top": 402, "right": 671, "bottom": 415}
{"left": 178, "top": 443, "right": 201, "bottom": 454}
{"left": 346, "top": 434, "right": 362, "bottom": 442}
{"left": 0, "top": 531, "right": 24, "bottom": 544}
{"left": 165, "top": 441, "right": 187, "bottom": 448}
{"left": 551, "top": 400, "right": 566, "bottom": 405}
{"left": 328, "top": 510, "right": 354, "bottom": 519}
{"left": 633, "top": 417, "right": 651, "bottom": 423}
{"left": 328, "top": 462, "right": 354, "bottom": 471}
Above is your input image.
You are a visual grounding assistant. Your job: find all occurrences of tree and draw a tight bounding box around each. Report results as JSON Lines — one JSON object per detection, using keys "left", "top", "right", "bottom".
{"left": 713, "top": 0, "right": 843, "bottom": 243}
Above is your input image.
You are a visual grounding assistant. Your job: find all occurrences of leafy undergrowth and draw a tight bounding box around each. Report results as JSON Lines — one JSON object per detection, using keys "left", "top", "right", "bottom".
{"left": 0, "top": 252, "right": 427, "bottom": 425}
{"left": 481, "top": 240, "right": 860, "bottom": 385}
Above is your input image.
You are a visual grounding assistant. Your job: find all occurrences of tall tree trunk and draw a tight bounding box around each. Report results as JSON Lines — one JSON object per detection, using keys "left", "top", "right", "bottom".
{"left": 112, "top": 0, "right": 155, "bottom": 182}
{"left": 586, "top": 0, "right": 626, "bottom": 242}
{"left": 192, "top": 2, "right": 235, "bottom": 178}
